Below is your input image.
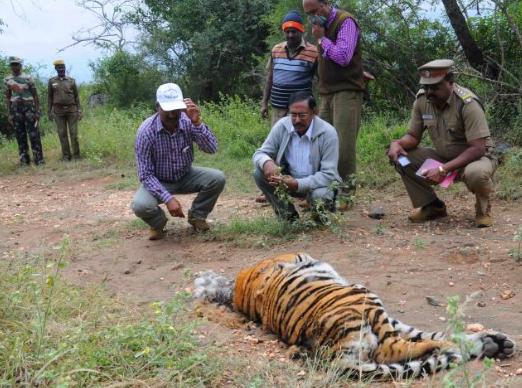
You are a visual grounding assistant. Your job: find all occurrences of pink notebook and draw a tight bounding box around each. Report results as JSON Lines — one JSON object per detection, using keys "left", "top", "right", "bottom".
{"left": 416, "top": 158, "right": 457, "bottom": 188}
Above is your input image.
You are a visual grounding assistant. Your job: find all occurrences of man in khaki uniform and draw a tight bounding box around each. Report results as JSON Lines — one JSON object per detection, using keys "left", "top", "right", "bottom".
{"left": 48, "top": 60, "right": 82, "bottom": 160}
{"left": 388, "top": 59, "right": 496, "bottom": 228}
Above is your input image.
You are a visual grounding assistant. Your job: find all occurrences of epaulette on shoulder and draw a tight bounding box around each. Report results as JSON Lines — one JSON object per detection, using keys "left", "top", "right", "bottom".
{"left": 454, "top": 85, "right": 477, "bottom": 104}
{"left": 416, "top": 89, "right": 425, "bottom": 98}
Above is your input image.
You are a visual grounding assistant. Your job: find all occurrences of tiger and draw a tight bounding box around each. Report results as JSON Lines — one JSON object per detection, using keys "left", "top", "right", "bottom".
{"left": 194, "top": 253, "right": 516, "bottom": 380}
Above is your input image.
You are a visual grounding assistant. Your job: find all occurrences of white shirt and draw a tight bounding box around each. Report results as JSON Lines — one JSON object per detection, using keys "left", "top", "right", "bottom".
{"left": 284, "top": 121, "right": 314, "bottom": 178}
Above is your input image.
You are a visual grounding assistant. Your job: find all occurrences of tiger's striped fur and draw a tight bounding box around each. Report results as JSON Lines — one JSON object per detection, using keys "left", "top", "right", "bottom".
{"left": 194, "top": 253, "right": 515, "bottom": 379}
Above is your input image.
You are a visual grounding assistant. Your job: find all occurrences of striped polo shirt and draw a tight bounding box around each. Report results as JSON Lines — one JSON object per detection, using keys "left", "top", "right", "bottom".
{"left": 270, "top": 40, "right": 318, "bottom": 109}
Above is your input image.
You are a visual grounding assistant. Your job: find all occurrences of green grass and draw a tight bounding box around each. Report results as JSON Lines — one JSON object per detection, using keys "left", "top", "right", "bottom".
{"left": 0, "top": 237, "right": 222, "bottom": 386}
{"left": 0, "top": 97, "right": 410, "bottom": 196}
{"left": 496, "top": 148, "right": 522, "bottom": 200}
{"left": 202, "top": 216, "right": 328, "bottom": 248}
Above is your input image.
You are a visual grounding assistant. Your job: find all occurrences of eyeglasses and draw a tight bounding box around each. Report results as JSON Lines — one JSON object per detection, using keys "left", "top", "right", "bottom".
{"left": 288, "top": 112, "right": 311, "bottom": 120}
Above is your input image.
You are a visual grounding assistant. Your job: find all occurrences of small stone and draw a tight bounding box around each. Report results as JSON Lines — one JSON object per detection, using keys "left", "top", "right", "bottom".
{"left": 368, "top": 207, "right": 385, "bottom": 220}
{"left": 439, "top": 317, "right": 446, "bottom": 322}
{"left": 466, "top": 323, "right": 484, "bottom": 332}
{"left": 515, "top": 368, "right": 522, "bottom": 375}
{"left": 449, "top": 282, "right": 455, "bottom": 286}
{"left": 297, "top": 370, "right": 306, "bottom": 376}
{"left": 500, "top": 290, "right": 515, "bottom": 300}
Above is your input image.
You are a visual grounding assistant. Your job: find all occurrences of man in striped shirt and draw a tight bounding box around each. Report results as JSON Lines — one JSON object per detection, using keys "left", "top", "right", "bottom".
{"left": 304, "top": 0, "right": 365, "bottom": 208}
{"left": 260, "top": 10, "right": 318, "bottom": 126}
{"left": 131, "top": 83, "right": 226, "bottom": 240}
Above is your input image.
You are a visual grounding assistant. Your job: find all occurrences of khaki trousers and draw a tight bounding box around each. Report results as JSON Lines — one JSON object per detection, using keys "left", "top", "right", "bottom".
{"left": 54, "top": 112, "right": 80, "bottom": 159}
{"left": 271, "top": 107, "right": 288, "bottom": 127}
{"left": 399, "top": 147, "right": 497, "bottom": 215}
{"left": 319, "top": 90, "right": 363, "bottom": 181}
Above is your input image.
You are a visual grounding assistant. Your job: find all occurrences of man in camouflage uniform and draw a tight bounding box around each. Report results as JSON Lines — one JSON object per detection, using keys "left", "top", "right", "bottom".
{"left": 388, "top": 59, "right": 497, "bottom": 228}
{"left": 3, "top": 56, "right": 44, "bottom": 165}
{"left": 48, "top": 60, "right": 82, "bottom": 160}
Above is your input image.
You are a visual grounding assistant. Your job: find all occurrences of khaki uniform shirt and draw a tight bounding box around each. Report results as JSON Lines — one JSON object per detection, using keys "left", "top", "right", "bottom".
{"left": 408, "top": 83, "right": 494, "bottom": 161}
{"left": 4, "top": 73, "right": 35, "bottom": 103}
{"left": 48, "top": 76, "right": 81, "bottom": 114}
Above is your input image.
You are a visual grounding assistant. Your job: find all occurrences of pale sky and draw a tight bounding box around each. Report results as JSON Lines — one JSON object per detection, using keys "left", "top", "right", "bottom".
{"left": 0, "top": 0, "right": 121, "bottom": 83}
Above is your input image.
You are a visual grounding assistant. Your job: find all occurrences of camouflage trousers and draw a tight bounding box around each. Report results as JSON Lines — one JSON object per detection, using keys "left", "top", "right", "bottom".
{"left": 10, "top": 103, "right": 44, "bottom": 165}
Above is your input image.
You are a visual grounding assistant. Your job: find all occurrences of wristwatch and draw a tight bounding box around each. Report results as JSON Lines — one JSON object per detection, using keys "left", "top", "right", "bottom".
{"left": 438, "top": 165, "right": 447, "bottom": 175}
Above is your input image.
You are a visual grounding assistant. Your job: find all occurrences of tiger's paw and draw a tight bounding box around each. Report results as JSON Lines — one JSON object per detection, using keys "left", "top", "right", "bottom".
{"left": 481, "top": 333, "right": 515, "bottom": 360}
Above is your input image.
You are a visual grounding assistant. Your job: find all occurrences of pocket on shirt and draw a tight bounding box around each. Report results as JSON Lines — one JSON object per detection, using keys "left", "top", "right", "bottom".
{"left": 447, "top": 121, "right": 466, "bottom": 142}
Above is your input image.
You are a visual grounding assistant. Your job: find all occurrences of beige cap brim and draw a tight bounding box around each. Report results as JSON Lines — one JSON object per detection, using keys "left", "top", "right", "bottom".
{"left": 158, "top": 100, "right": 187, "bottom": 111}
{"left": 419, "top": 74, "right": 446, "bottom": 85}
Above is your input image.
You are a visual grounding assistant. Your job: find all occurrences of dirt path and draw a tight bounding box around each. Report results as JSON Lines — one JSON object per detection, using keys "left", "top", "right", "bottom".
{"left": 1, "top": 170, "right": 521, "bottom": 385}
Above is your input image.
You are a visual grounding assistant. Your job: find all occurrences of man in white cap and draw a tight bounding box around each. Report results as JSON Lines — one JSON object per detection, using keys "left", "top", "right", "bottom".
{"left": 387, "top": 59, "right": 497, "bottom": 227}
{"left": 131, "top": 83, "right": 226, "bottom": 240}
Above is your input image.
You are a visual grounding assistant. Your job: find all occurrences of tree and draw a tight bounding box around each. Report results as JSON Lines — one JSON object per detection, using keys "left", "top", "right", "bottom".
{"left": 131, "top": 0, "right": 272, "bottom": 100}
{"left": 441, "top": 0, "right": 499, "bottom": 79}
{"left": 60, "top": 0, "right": 138, "bottom": 52}
{"left": 91, "top": 50, "right": 166, "bottom": 107}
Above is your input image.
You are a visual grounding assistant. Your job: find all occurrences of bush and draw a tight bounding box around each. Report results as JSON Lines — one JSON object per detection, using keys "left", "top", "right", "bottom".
{"left": 91, "top": 50, "right": 167, "bottom": 108}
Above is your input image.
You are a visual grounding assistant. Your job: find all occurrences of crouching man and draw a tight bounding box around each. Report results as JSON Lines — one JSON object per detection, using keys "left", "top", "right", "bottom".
{"left": 388, "top": 59, "right": 497, "bottom": 227}
{"left": 131, "top": 83, "right": 226, "bottom": 240}
{"left": 253, "top": 91, "right": 341, "bottom": 222}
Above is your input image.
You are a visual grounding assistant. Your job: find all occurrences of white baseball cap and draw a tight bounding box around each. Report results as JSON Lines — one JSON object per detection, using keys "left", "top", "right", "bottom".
{"left": 156, "top": 83, "right": 187, "bottom": 111}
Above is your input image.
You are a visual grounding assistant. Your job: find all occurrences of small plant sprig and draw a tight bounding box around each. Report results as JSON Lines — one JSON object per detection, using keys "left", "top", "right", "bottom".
{"left": 336, "top": 175, "right": 357, "bottom": 209}
{"left": 509, "top": 224, "right": 522, "bottom": 262}
{"left": 443, "top": 294, "right": 493, "bottom": 388}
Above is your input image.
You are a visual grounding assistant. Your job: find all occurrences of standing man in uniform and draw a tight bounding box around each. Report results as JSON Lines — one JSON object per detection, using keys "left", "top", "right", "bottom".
{"left": 3, "top": 56, "right": 44, "bottom": 165}
{"left": 260, "top": 10, "right": 318, "bottom": 126}
{"left": 303, "top": 0, "right": 365, "bottom": 207}
{"left": 388, "top": 59, "right": 497, "bottom": 228}
{"left": 48, "top": 60, "right": 82, "bottom": 160}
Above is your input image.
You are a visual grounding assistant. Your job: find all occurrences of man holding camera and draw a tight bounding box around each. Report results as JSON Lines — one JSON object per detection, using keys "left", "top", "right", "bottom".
{"left": 303, "top": 0, "right": 365, "bottom": 207}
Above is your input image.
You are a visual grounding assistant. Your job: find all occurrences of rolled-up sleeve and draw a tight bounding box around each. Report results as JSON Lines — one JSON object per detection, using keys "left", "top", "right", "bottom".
{"left": 191, "top": 122, "right": 218, "bottom": 153}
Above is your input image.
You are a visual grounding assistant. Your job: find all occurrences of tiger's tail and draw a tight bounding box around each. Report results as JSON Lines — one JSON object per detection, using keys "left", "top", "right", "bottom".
{"left": 341, "top": 350, "right": 461, "bottom": 380}
{"left": 193, "top": 271, "right": 234, "bottom": 306}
